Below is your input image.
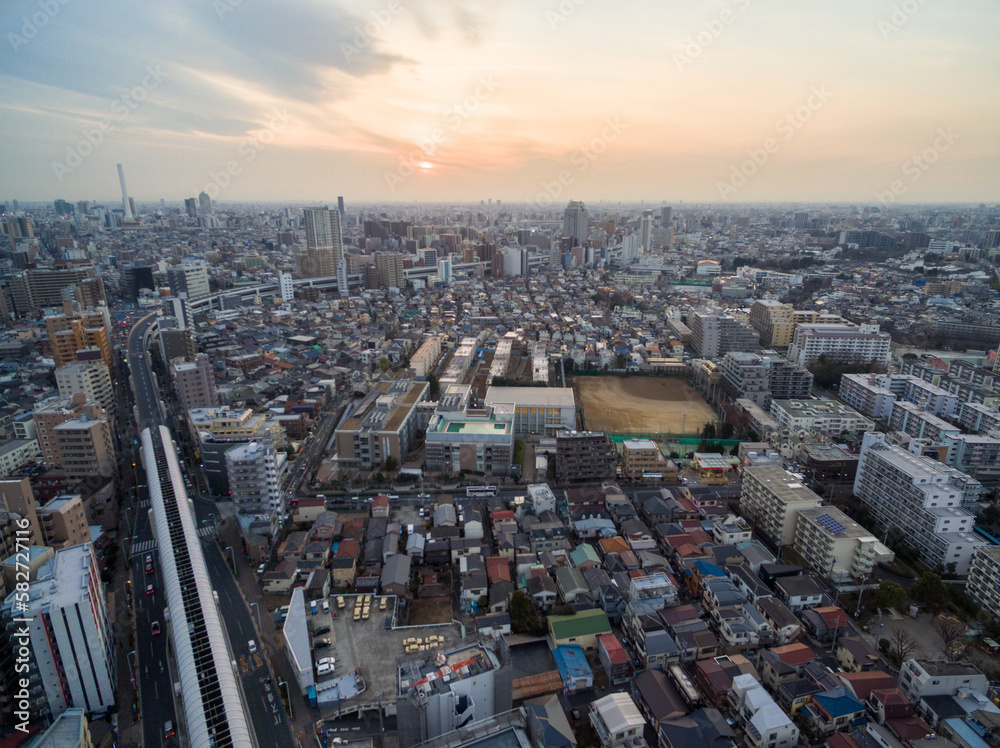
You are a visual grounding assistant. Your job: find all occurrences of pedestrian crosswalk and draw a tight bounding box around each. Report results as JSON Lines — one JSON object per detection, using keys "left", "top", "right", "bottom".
{"left": 130, "top": 525, "right": 216, "bottom": 556}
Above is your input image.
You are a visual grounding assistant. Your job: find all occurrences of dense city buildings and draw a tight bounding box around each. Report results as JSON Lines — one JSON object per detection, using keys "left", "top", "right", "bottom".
{"left": 32, "top": 394, "right": 115, "bottom": 481}
{"left": 171, "top": 353, "right": 217, "bottom": 411}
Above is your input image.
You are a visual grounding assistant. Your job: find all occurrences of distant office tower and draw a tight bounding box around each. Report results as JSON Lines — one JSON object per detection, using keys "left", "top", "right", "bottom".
{"left": 171, "top": 354, "right": 217, "bottom": 412}
{"left": 53, "top": 199, "right": 74, "bottom": 215}
{"left": 376, "top": 252, "right": 405, "bottom": 288}
{"left": 336, "top": 261, "right": 350, "bottom": 298}
{"left": 55, "top": 357, "right": 115, "bottom": 421}
{"left": 418, "top": 247, "right": 438, "bottom": 266}
{"left": 302, "top": 206, "right": 344, "bottom": 277}
{"left": 278, "top": 270, "right": 294, "bottom": 302}
{"left": 166, "top": 261, "right": 210, "bottom": 299}
{"left": 0, "top": 544, "right": 115, "bottom": 725}
{"left": 437, "top": 257, "right": 453, "bottom": 284}
{"left": 184, "top": 197, "right": 197, "bottom": 218}
{"left": 794, "top": 212, "right": 809, "bottom": 229}
{"left": 337, "top": 195, "right": 345, "bottom": 216}
{"left": 77, "top": 200, "right": 89, "bottom": 214}
{"left": 199, "top": 191, "right": 212, "bottom": 214}
{"left": 563, "top": 200, "right": 589, "bottom": 243}
{"left": 640, "top": 214, "right": 654, "bottom": 253}
{"left": 116, "top": 163, "right": 134, "bottom": 221}
{"left": 661, "top": 206, "right": 673, "bottom": 225}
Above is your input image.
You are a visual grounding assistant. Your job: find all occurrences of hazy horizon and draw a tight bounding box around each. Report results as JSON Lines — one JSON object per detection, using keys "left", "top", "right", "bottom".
{"left": 3, "top": 0, "right": 998, "bottom": 205}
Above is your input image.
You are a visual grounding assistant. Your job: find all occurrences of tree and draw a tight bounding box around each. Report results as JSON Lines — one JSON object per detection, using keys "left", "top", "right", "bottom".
{"left": 936, "top": 617, "right": 966, "bottom": 661}
{"left": 614, "top": 353, "right": 627, "bottom": 370}
{"left": 873, "top": 580, "right": 907, "bottom": 612}
{"left": 427, "top": 372, "right": 440, "bottom": 398}
{"left": 509, "top": 591, "right": 532, "bottom": 632}
{"left": 912, "top": 572, "right": 949, "bottom": 612}
{"left": 718, "top": 422, "right": 735, "bottom": 439}
{"left": 378, "top": 356, "right": 390, "bottom": 373}
{"left": 888, "top": 625, "right": 918, "bottom": 664}
{"left": 384, "top": 456, "right": 399, "bottom": 472}
{"left": 702, "top": 422, "right": 717, "bottom": 440}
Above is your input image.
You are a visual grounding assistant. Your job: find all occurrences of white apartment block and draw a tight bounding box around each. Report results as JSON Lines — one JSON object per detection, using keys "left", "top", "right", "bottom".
{"left": 0, "top": 439, "right": 40, "bottom": 476}
{"left": 740, "top": 465, "right": 823, "bottom": 547}
{"left": 54, "top": 359, "right": 115, "bottom": 422}
{"left": 0, "top": 544, "right": 114, "bottom": 722}
{"left": 278, "top": 270, "right": 294, "bottom": 302}
{"left": 794, "top": 506, "right": 894, "bottom": 582}
{"left": 898, "top": 659, "right": 988, "bottom": 704}
{"left": 958, "top": 402, "right": 1000, "bottom": 435}
{"left": 940, "top": 433, "right": 1000, "bottom": 479}
{"left": 225, "top": 441, "right": 286, "bottom": 515}
{"left": 888, "top": 401, "right": 960, "bottom": 443}
{"left": 840, "top": 373, "right": 908, "bottom": 420}
{"left": 967, "top": 545, "right": 1000, "bottom": 621}
{"left": 787, "top": 322, "right": 891, "bottom": 367}
{"left": 410, "top": 336, "right": 443, "bottom": 378}
{"left": 484, "top": 386, "right": 576, "bottom": 437}
{"left": 854, "top": 433, "right": 985, "bottom": 574}
{"left": 769, "top": 399, "right": 875, "bottom": 436}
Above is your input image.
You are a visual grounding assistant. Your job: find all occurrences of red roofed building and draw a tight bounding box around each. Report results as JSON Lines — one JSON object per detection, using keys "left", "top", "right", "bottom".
{"left": 886, "top": 716, "right": 935, "bottom": 742}
{"left": 869, "top": 690, "right": 914, "bottom": 725}
{"left": 598, "top": 633, "right": 630, "bottom": 685}
{"left": 486, "top": 556, "right": 512, "bottom": 584}
{"left": 371, "top": 494, "right": 390, "bottom": 517}
{"left": 838, "top": 671, "right": 897, "bottom": 701}
{"left": 826, "top": 732, "right": 862, "bottom": 748}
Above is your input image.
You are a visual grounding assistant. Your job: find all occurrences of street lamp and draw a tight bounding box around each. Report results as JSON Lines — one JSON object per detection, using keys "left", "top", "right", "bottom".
{"left": 250, "top": 601, "right": 261, "bottom": 630}
{"left": 278, "top": 679, "right": 293, "bottom": 719}
{"left": 225, "top": 546, "right": 236, "bottom": 571}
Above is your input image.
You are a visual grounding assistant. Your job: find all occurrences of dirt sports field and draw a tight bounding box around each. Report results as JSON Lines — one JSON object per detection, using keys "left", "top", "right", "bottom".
{"left": 573, "top": 376, "right": 715, "bottom": 435}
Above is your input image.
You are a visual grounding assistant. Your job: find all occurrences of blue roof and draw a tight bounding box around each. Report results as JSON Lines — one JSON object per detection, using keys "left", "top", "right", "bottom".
{"left": 946, "top": 718, "right": 991, "bottom": 748}
{"left": 813, "top": 687, "right": 864, "bottom": 718}
{"left": 552, "top": 645, "right": 593, "bottom": 683}
{"left": 693, "top": 560, "right": 726, "bottom": 578}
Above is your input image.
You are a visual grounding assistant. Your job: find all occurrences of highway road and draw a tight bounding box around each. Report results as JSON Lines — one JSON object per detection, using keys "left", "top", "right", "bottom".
{"left": 125, "top": 314, "right": 177, "bottom": 747}
{"left": 126, "top": 313, "right": 295, "bottom": 747}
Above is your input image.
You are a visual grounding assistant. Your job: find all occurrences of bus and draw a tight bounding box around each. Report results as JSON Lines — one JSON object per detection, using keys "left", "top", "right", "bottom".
{"left": 466, "top": 486, "right": 497, "bottom": 498}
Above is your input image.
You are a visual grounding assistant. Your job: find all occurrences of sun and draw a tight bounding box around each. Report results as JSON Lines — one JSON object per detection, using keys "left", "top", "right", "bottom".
{"left": 417, "top": 161, "right": 434, "bottom": 170}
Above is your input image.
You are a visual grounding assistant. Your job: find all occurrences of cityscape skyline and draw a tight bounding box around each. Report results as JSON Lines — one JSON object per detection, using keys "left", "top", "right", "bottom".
{"left": 2, "top": 0, "right": 999, "bottom": 204}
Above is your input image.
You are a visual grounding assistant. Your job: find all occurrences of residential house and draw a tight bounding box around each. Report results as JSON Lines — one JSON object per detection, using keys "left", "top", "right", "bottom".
{"left": 599, "top": 633, "right": 632, "bottom": 686}
{"left": 590, "top": 693, "right": 647, "bottom": 748}
{"left": 755, "top": 596, "right": 804, "bottom": 645}
{"left": 695, "top": 655, "right": 759, "bottom": 707}
{"left": 804, "top": 687, "right": 867, "bottom": 736}
{"left": 657, "top": 708, "right": 737, "bottom": 748}
{"left": 729, "top": 673, "right": 800, "bottom": 748}
{"left": 632, "top": 669, "right": 688, "bottom": 731}
{"left": 837, "top": 637, "right": 883, "bottom": 673}
{"left": 802, "top": 607, "right": 850, "bottom": 644}
{"left": 549, "top": 609, "right": 613, "bottom": 651}
{"left": 774, "top": 575, "right": 826, "bottom": 612}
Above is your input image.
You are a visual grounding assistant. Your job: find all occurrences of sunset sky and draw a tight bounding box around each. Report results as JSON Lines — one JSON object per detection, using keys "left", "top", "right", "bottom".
{"left": 2, "top": 0, "right": 998, "bottom": 205}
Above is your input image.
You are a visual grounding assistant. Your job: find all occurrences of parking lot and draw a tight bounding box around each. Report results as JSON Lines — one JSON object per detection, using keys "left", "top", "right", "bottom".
{"left": 323, "top": 593, "right": 464, "bottom": 711}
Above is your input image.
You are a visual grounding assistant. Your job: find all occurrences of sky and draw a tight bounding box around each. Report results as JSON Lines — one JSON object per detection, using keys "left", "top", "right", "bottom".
{"left": 1, "top": 0, "right": 998, "bottom": 206}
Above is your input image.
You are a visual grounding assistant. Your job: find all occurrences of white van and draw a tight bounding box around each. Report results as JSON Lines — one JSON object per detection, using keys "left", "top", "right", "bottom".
{"left": 322, "top": 599, "right": 330, "bottom": 613}
{"left": 317, "top": 662, "right": 334, "bottom": 676}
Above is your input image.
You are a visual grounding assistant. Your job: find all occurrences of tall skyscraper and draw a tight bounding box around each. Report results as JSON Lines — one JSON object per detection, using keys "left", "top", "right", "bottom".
{"left": 640, "top": 213, "right": 654, "bottom": 253}
{"left": 376, "top": 252, "right": 405, "bottom": 288}
{"left": 336, "top": 260, "right": 350, "bottom": 298}
{"left": 660, "top": 206, "right": 673, "bottom": 225}
{"left": 563, "top": 200, "right": 589, "bottom": 243}
{"left": 337, "top": 195, "right": 345, "bottom": 217}
{"left": 302, "top": 206, "right": 344, "bottom": 278}
{"left": 198, "top": 191, "right": 213, "bottom": 215}
{"left": 184, "top": 197, "right": 197, "bottom": 217}
{"left": 116, "top": 163, "right": 134, "bottom": 221}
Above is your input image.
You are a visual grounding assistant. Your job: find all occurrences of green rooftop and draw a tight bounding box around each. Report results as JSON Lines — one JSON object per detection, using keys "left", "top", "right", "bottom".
{"left": 444, "top": 420, "right": 510, "bottom": 434}
{"left": 548, "top": 609, "right": 612, "bottom": 641}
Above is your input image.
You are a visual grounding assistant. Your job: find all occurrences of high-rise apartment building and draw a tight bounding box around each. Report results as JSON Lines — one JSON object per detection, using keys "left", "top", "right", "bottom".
{"left": 749, "top": 300, "right": 796, "bottom": 348}
{"left": 853, "top": 433, "right": 985, "bottom": 574}
{"left": 967, "top": 546, "right": 1000, "bottom": 621}
{"left": 376, "top": 251, "right": 405, "bottom": 288}
{"left": 171, "top": 353, "right": 217, "bottom": 412}
{"left": 793, "top": 506, "right": 893, "bottom": 582}
{"left": 301, "top": 206, "right": 344, "bottom": 278}
{"left": 166, "top": 261, "right": 210, "bottom": 299}
{"left": 690, "top": 312, "right": 759, "bottom": 359}
{"left": 54, "top": 357, "right": 115, "bottom": 423}
{"left": 36, "top": 494, "right": 90, "bottom": 550}
{"left": 44, "top": 304, "right": 112, "bottom": 373}
{"left": 278, "top": 270, "right": 294, "bottom": 302}
{"left": 740, "top": 465, "right": 823, "bottom": 547}
{"left": 33, "top": 394, "right": 115, "bottom": 481}
{"left": 187, "top": 406, "right": 285, "bottom": 496}
{"left": 0, "top": 544, "right": 114, "bottom": 724}
{"left": 721, "top": 352, "right": 813, "bottom": 408}
{"left": 787, "top": 323, "right": 891, "bottom": 367}
{"left": 225, "top": 441, "right": 286, "bottom": 515}
{"left": 198, "top": 190, "right": 212, "bottom": 214}
{"left": 184, "top": 197, "right": 197, "bottom": 217}
{"left": 563, "top": 200, "right": 589, "bottom": 243}
{"left": 640, "top": 214, "right": 654, "bottom": 253}
{"left": 555, "top": 431, "right": 618, "bottom": 483}
{"left": 10, "top": 268, "right": 105, "bottom": 317}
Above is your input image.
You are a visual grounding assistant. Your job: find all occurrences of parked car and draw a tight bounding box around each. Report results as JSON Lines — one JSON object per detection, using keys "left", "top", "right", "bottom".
{"left": 313, "top": 626, "right": 331, "bottom": 636}
{"left": 315, "top": 639, "right": 331, "bottom": 649}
